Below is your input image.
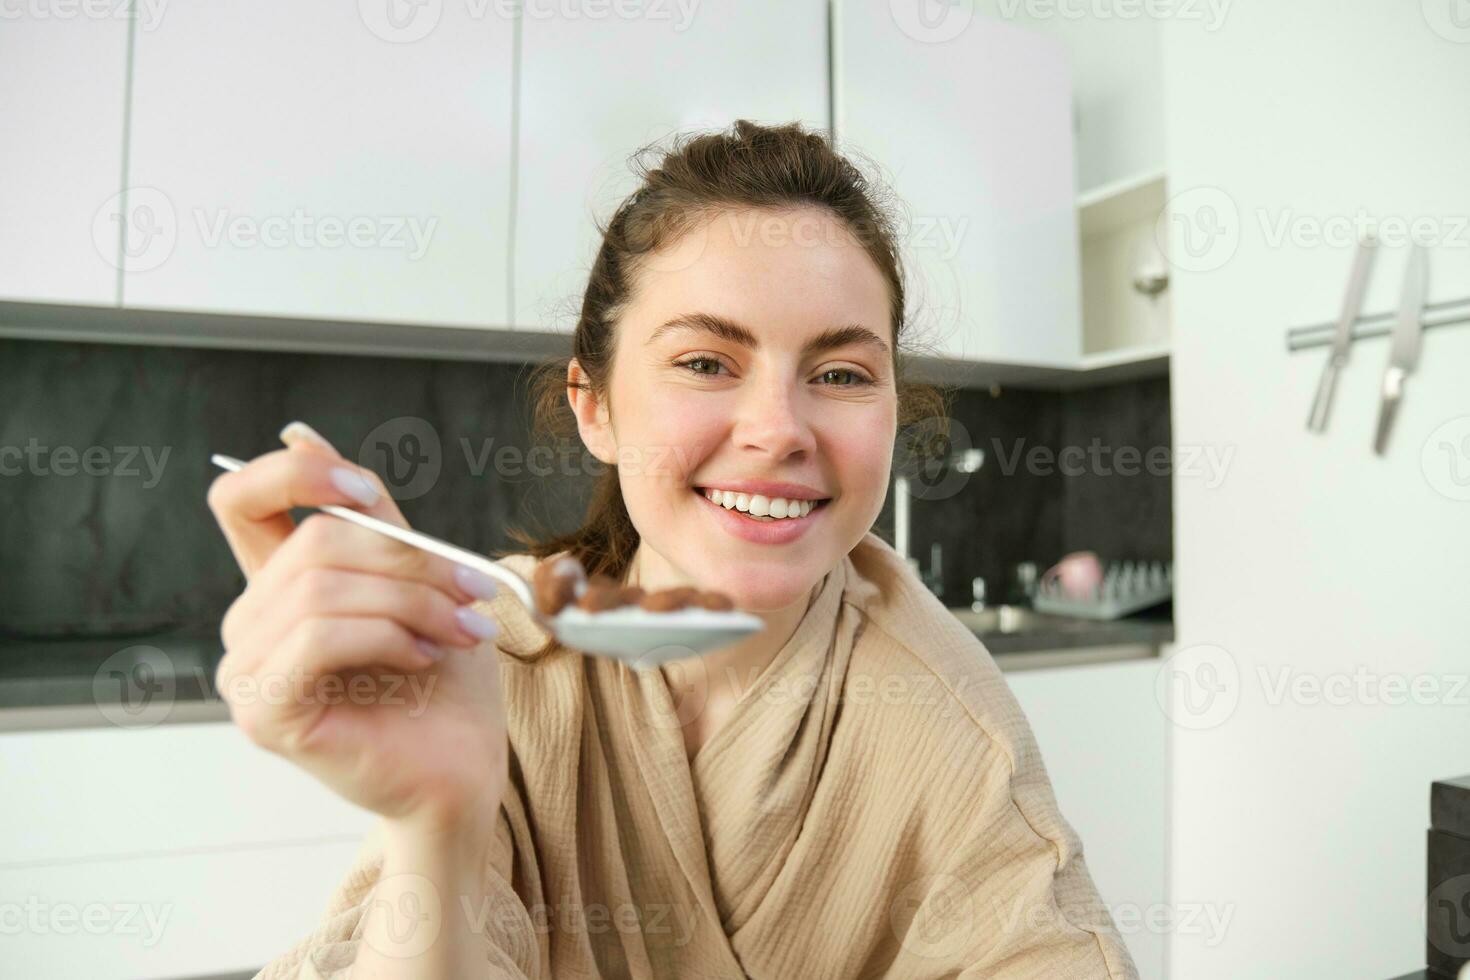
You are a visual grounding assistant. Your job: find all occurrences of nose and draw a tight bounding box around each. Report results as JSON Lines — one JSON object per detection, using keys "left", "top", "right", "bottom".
{"left": 731, "top": 373, "right": 817, "bottom": 461}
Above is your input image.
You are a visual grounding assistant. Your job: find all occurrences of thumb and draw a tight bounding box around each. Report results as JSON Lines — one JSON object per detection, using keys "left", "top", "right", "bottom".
{"left": 278, "top": 420, "right": 412, "bottom": 529}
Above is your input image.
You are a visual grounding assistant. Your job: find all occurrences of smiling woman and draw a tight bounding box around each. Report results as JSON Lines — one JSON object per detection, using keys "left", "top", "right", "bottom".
{"left": 250, "top": 120, "right": 1139, "bottom": 980}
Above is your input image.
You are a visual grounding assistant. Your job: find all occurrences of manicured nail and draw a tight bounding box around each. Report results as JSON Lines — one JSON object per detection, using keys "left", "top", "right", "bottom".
{"left": 454, "top": 566, "right": 500, "bottom": 601}
{"left": 414, "top": 637, "right": 444, "bottom": 661}
{"left": 455, "top": 606, "right": 499, "bottom": 640}
{"left": 330, "top": 466, "right": 380, "bottom": 506}
{"left": 279, "top": 420, "right": 336, "bottom": 452}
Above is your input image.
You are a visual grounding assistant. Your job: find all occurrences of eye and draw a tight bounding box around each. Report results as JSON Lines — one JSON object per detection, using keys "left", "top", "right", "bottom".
{"left": 673, "top": 355, "right": 728, "bottom": 377}
{"left": 816, "top": 367, "right": 874, "bottom": 386}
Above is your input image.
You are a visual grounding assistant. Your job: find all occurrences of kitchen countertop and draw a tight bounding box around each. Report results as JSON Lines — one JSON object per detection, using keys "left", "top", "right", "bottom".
{"left": 0, "top": 606, "right": 1174, "bottom": 731}
{"left": 964, "top": 602, "right": 1174, "bottom": 656}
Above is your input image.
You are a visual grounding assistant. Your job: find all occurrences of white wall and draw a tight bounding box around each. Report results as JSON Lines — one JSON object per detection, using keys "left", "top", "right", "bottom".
{"left": 1159, "top": 3, "right": 1470, "bottom": 976}
{"left": 976, "top": 0, "right": 1166, "bottom": 191}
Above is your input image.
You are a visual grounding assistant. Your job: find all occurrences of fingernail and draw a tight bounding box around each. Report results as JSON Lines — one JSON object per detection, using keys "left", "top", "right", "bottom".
{"left": 454, "top": 566, "right": 500, "bottom": 601}
{"left": 280, "top": 420, "right": 336, "bottom": 452}
{"left": 415, "top": 637, "right": 445, "bottom": 661}
{"left": 330, "top": 467, "right": 380, "bottom": 507}
{"left": 455, "top": 606, "right": 499, "bottom": 640}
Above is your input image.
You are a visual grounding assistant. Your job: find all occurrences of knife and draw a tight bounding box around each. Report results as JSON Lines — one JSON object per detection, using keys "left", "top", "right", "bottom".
{"left": 1308, "top": 236, "right": 1377, "bottom": 432}
{"left": 1372, "top": 243, "right": 1428, "bottom": 455}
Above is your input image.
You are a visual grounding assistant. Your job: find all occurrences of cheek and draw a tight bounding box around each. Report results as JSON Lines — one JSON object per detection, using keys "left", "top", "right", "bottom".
{"left": 825, "top": 409, "right": 895, "bottom": 512}
{"left": 617, "top": 388, "right": 727, "bottom": 488}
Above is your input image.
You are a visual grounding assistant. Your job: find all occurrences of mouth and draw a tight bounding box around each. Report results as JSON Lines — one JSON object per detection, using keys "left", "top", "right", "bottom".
{"left": 692, "top": 486, "right": 832, "bottom": 523}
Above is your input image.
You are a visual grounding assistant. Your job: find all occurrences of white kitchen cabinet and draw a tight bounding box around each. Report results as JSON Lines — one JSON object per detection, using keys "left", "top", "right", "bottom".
{"left": 0, "top": 721, "right": 376, "bottom": 979}
{"left": 0, "top": 15, "right": 129, "bottom": 305}
{"left": 123, "top": 1, "right": 514, "bottom": 327}
{"left": 514, "top": 0, "right": 829, "bottom": 331}
{"left": 1005, "top": 657, "right": 1169, "bottom": 979}
{"left": 835, "top": 4, "right": 1082, "bottom": 367}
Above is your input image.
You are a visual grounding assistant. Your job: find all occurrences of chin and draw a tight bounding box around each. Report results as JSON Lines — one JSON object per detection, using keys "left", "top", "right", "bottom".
{"left": 695, "top": 553, "right": 827, "bottom": 612}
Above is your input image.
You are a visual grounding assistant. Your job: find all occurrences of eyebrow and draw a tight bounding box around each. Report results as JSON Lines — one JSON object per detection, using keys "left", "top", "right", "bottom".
{"left": 644, "top": 312, "right": 892, "bottom": 359}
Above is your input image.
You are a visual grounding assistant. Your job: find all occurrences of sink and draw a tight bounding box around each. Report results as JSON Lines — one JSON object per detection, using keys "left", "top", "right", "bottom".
{"left": 948, "top": 605, "right": 1055, "bottom": 635}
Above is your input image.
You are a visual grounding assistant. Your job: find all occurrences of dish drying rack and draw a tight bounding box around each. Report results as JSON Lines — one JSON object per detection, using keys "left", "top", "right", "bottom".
{"left": 1031, "top": 560, "right": 1174, "bottom": 620}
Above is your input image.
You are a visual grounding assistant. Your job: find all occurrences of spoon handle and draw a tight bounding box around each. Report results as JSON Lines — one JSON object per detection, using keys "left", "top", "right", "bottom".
{"left": 209, "top": 454, "right": 538, "bottom": 611}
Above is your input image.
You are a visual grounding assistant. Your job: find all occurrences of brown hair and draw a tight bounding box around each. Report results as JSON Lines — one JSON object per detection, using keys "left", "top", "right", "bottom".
{"left": 506, "top": 119, "right": 949, "bottom": 582}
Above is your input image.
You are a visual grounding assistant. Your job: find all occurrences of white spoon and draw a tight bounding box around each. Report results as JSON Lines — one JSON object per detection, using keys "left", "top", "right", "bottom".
{"left": 209, "top": 454, "right": 763, "bottom": 668}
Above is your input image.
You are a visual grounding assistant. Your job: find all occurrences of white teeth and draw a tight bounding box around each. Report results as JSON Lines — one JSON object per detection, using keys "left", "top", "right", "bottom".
{"left": 700, "top": 487, "right": 822, "bottom": 520}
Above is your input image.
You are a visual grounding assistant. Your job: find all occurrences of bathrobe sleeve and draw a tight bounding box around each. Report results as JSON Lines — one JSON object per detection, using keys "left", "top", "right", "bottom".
{"left": 250, "top": 781, "right": 547, "bottom": 980}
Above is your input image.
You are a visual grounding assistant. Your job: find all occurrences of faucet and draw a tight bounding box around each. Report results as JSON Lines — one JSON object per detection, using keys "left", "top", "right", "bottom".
{"left": 893, "top": 447, "right": 984, "bottom": 602}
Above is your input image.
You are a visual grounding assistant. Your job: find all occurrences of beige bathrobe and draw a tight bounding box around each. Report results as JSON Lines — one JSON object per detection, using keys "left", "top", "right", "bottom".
{"left": 255, "top": 531, "right": 1137, "bottom": 979}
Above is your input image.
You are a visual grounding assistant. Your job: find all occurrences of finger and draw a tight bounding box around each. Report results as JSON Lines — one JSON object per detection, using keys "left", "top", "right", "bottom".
{"left": 232, "top": 616, "right": 444, "bottom": 751}
{"left": 206, "top": 446, "right": 399, "bottom": 579}
{"left": 244, "top": 567, "right": 497, "bottom": 666}
{"left": 277, "top": 420, "right": 412, "bottom": 530}
{"left": 259, "top": 512, "right": 500, "bottom": 608}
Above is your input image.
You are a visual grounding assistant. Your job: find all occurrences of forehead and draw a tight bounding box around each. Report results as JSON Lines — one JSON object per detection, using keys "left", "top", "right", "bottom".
{"left": 624, "top": 207, "right": 893, "bottom": 345}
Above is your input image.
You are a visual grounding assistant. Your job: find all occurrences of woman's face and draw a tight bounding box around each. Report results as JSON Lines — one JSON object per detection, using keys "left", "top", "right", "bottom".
{"left": 570, "top": 206, "right": 899, "bottom": 611}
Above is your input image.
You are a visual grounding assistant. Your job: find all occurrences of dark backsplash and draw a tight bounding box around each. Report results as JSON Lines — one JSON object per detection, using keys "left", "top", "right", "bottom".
{"left": 0, "top": 337, "right": 1171, "bottom": 636}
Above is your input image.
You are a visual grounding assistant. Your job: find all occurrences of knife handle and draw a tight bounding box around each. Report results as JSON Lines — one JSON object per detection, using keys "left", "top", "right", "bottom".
{"left": 1373, "top": 366, "right": 1407, "bottom": 456}
{"left": 1307, "top": 358, "right": 1343, "bottom": 433}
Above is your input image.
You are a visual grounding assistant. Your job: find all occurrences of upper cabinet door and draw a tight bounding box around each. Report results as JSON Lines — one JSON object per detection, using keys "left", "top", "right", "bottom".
{"left": 836, "top": 4, "right": 1081, "bottom": 367}
{"left": 514, "top": 1, "right": 829, "bottom": 332}
{"left": 124, "top": 2, "right": 514, "bottom": 327}
{"left": 0, "top": 15, "right": 128, "bottom": 306}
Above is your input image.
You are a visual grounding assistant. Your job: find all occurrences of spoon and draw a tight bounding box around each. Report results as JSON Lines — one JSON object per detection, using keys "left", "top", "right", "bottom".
{"left": 209, "top": 454, "right": 764, "bottom": 667}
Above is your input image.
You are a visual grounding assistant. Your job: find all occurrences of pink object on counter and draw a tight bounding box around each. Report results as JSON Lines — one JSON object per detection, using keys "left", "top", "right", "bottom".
{"left": 1041, "top": 551, "right": 1103, "bottom": 600}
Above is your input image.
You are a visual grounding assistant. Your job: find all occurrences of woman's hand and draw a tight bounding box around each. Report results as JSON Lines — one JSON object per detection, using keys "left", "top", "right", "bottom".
{"left": 207, "top": 422, "right": 509, "bottom": 842}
